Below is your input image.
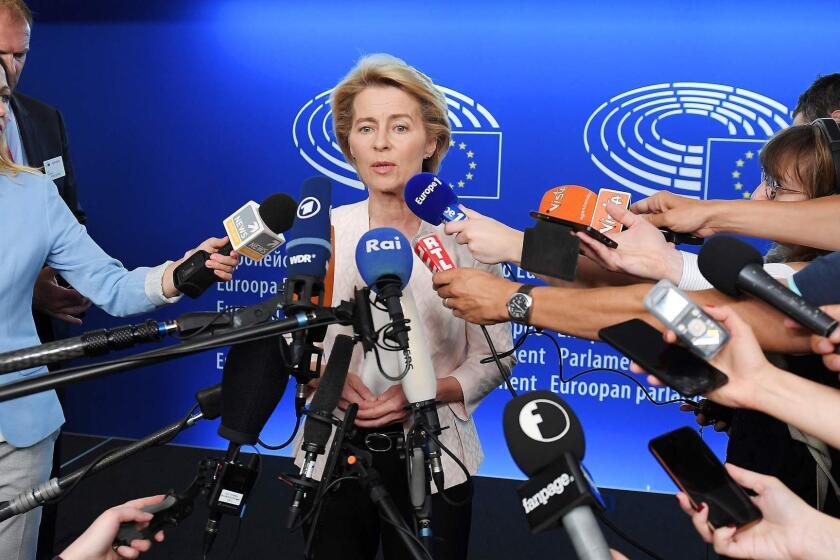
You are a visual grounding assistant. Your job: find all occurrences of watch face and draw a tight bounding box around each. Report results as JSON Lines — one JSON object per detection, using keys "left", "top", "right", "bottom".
{"left": 509, "top": 293, "right": 531, "bottom": 320}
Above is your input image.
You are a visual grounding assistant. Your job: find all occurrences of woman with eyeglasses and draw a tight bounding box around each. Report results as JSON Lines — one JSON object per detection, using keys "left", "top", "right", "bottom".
{"left": 568, "top": 121, "right": 836, "bottom": 289}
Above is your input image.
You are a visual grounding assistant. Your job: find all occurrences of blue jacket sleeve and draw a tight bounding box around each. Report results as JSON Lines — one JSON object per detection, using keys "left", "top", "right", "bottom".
{"left": 791, "top": 251, "right": 840, "bottom": 307}
{"left": 41, "top": 175, "right": 157, "bottom": 317}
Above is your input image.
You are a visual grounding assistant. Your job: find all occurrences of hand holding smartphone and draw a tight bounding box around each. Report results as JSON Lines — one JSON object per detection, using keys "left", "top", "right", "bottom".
{"left": 649, "top": 427, "right": 761, "bottom": 528}
{"left": 599, "top": 319, "right": 727, "bottom": 396}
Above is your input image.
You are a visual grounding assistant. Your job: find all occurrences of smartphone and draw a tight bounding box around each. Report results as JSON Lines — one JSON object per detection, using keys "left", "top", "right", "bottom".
{"left": 644, "top": 280, "right": 729, "bottom": 360}
{"left": 598, "top": 319, "right": 728, "bottom": 396}
{"left": 529, "top": 211, "right": 618, "bottom": 249}
{"left": 649, "top": 427, "right": 762, "bottom": 528}
{"left": 659, "top": 229, "right": 704, "bottom": 245}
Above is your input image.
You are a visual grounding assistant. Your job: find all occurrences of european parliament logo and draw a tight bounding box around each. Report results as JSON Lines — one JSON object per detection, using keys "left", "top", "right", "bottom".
{"left": 583, "top": 82, "right": 790, "bottom": 201}
{"left": 293, "top": 86, "right": 502, "bottom": 199}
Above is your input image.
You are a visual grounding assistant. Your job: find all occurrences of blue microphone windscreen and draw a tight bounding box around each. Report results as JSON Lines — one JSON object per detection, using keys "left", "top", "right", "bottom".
{"left": 404, "top": 172, "right": 461, "bottom": 225}
{"left": 355, "top": 228, "right": 413, "bottom": 292}
{"left": 286, "top": 176, "right": 332, "bottom": 278}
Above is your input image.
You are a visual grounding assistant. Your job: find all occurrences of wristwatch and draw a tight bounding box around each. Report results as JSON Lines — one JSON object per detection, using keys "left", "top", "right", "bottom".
{"left": 507, "top": 284, "right": 535, "bottom": 324}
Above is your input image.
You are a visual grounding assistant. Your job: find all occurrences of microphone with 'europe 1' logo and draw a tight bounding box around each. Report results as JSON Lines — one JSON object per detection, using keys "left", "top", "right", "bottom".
{"left": 174, "top": 193, "right": 297, "bottom": 298}
{"left": 355, "top": 228, "right": 414, "bottom": 352}
{"left": 404, "top": 172, "right": 467, "bottom": 224}
{"left": 503, "top": 391, "right": 611, "bottom": 560}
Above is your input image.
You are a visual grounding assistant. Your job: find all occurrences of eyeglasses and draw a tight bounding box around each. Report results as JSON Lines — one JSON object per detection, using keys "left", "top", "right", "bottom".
{"left": 761, "top": 169, "right": 804, "bottom": 200}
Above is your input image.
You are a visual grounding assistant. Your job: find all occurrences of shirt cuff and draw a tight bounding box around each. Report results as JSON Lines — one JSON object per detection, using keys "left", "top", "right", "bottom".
{"left": 788, "top": 275, "right": 803, "bottom": 295}
{"left": 145, "top": 261, "right": 182, "bottom": 306}
{"left": 677, "top": 251, "right": 713, "bottom": 291}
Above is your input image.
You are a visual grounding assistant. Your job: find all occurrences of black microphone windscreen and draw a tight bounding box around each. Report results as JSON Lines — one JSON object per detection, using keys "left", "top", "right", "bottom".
{"left": 258, "top": 193, "right": 298, "bottom": 234}
{"left": 218, "top": 336, "right": 290, "bottom": 445}
{"left": 303, "top": 335, "right": 355, "bottom": 447}
{"left": 503, "top": 391, "right": 585, "bottom": 476}
{"left": 697, "top": 236, "right": 764, "bottom": 297}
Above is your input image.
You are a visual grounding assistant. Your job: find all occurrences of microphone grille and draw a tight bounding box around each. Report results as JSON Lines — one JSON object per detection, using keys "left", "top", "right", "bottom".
{"left": 503, "top": 391, "right": 585, "bottom": 476}
{"left": 218, "top": 336, "right": 289, "bottom": 445}
{"left": 258, "top": 193, "right": 298, "bottom": 234}
{"left": 697, "top": 236, "right": 763, "bottom": 297}
{"left": 303, "top": 335, "right": 355, "bottom": 447}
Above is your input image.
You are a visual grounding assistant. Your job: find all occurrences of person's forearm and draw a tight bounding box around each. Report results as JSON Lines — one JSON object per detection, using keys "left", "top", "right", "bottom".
{"left": 709, "top": 197, "right": 840, "bottom": 251}
{"left": 436, "top": 376, "right": 464, "bottom": 403}
{"left": 751, "top": 366, "right": 840, "bottom": 450}
{"left": 541, "top": 256, "right": 644, "bottom": 289}
{"left": 799, "top": 512, "right": 840, "bottom": 560}
{"left": 527, "top": 285, "right": 811, "bottom": 353}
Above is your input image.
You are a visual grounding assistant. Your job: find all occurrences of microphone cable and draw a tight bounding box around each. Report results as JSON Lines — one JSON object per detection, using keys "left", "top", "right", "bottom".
{"left": 257, "top": 413, "right": 302, "bottom": 451}
{"left": 482, "top": 325, "right": 692, "bottom": 407}
{"left": 47, "top": 402, "right": 200, "bottom": 505}
{"left": 364, "top": 291, "right": 412, "bottom": 381}
{"left": 595, "top": 508, "right": 666, "bottom": 560}
{"left": 404, "top": 421, "right": 474, "bottom": 509}
{"left": 219, "top": 445, "right": 263, "bottom": 560}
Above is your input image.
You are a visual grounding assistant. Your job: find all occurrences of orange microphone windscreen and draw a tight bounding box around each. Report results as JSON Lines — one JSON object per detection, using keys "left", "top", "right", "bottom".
{"left": 536, "top": 185, "right": 597, "bottom": 226}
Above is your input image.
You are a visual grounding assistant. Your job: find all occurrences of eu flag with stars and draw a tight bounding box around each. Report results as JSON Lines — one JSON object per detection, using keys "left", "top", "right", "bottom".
{"left": 438, "top": 131, "right": 502, "bottom": 199}
{"left": 703, "top": 139, "right": 766, "bottom": 201}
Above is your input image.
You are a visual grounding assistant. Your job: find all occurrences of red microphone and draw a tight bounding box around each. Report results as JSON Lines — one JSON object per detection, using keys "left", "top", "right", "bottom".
{"left": 413, "top": 233, "right": 456, "bottom": 272}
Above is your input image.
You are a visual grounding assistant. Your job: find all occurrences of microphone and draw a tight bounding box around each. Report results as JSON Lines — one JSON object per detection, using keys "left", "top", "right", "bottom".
{"left": 355, "top": 228, "right": 414, "bottom": 351}
{"left": 697, "top": 236, "right": 838, "bottom": 337}
{"left": 283, "top": 177, "right": 333, "bottom": 408}
{"left": 413, "top": 233, "right": 456, "bottom": 273}
{"left": 401, "top": 292, "right": 445, "bottom": 491}
{"left": 286, "top": 334, "right": 355, "bottom": 528}
{"left": 404, "top": 172, "right": 467, "bottom": 224}
{"left": 0, "top": 320, "right": 173, "bottom": 374}
{"left": 0, "top": 309, "right": 255, "bottom": 374}
{"left": 0, "top": 384, "right": 220, "bottom": 523}
{"left": 503, "top": 391, "right": 610, "bottom": 560}
{"left": 175, "top": 193, "right": 297, "bottom": 298}
{"left": 206, "top": 335, "right": 291, "bottom": 556}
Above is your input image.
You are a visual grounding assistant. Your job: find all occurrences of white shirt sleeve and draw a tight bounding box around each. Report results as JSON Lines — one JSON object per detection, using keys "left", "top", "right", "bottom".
{"left": 677, "top": 251, "right": 797, "bottom": 291}
{"left": 144, "top": 261, "right": 183, "bottom": 306}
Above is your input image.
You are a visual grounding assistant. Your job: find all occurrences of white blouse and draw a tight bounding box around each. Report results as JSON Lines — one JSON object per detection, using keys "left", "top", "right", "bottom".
{"left": 293, "top": 198, "right": 516, "bottom": 490}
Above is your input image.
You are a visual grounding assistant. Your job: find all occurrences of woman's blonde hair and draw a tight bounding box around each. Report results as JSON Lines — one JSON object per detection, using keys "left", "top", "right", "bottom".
{"left": 0, "top": 57, "right": 40, "bottom": 177}
{"left": 330, "top": 54, "right": 451, "bottom": 174}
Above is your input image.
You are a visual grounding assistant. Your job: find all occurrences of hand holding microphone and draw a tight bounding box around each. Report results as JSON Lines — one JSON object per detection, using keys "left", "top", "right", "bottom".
{"left": 173, "top": 193, "right": 298, "bottom": 298}
{"left": 444, "top": 206, "right": 525, "bottom": 265}
{"left": 784, "top": 304, "right": 840, "bottom": 372}
{"left": 164, "top": 237, "right": 240, "bottom": 298}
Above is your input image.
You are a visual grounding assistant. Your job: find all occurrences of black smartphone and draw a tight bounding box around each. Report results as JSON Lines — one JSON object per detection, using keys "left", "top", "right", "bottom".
{"left": 598, "top": 319, "right": 728, "bottom": 396}
{"left": 649, "top": 427, "right": 762, "bottom": 528}
{"left": 659, "top": 229, "right": 704, "bottom": 245}
{"left": 529, "top": 211, "right": 618, "bottom": 249}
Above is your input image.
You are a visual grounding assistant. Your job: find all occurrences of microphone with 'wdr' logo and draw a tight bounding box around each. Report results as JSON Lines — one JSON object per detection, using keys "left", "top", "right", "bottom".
{"left": 503, "top": 390, "right": 611, "bottom": 560}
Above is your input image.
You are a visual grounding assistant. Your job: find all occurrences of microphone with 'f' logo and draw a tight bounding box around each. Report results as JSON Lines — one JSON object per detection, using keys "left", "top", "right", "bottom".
{"left": 503, "top": 391, "right": 611, "bottom": 560}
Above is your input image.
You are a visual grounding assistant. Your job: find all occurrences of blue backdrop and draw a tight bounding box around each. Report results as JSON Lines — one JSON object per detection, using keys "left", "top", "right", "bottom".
{"left": 19, "top": 0, "right": 835, "bottom": 493}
